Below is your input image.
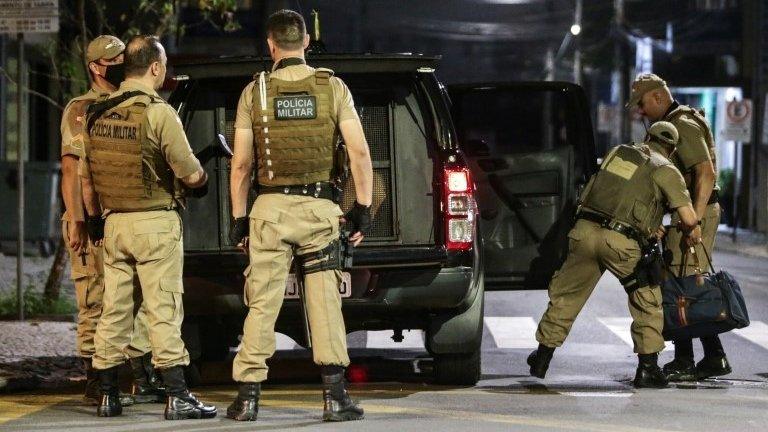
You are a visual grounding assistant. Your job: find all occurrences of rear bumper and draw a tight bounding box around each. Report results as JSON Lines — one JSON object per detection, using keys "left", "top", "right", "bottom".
{"left": 181, "top": 246, "right": 480, "bottom": 333}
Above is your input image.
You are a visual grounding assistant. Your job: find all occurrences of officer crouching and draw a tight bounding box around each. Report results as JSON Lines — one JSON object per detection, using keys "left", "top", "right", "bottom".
{"left": 528, "top": 122, "right": 702, "bottom": 388}
{"left": 227, "top": 9, "right": 374, "bottom": 422}
{"left": 81, "top": 35, "right": 216, "bottom": 420}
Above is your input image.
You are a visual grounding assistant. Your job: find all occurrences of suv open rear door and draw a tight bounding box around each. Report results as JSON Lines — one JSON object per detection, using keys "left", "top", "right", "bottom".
{"left": 448, "top": 82, "right": 597, "bottom": 290}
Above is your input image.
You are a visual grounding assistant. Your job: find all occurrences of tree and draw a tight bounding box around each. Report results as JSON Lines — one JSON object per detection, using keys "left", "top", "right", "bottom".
{"left": 39, "top": 0, "right": 239, "bottom": 305}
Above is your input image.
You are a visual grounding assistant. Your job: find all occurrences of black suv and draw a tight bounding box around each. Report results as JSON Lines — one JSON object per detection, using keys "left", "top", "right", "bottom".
{"left": 168, "top": 54, "right": 596, "bottom": 385}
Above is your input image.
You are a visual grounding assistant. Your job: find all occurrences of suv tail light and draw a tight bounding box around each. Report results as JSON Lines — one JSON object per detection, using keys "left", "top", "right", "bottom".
{"left": 443, "top": 166, "right": 476, "bottom": 251}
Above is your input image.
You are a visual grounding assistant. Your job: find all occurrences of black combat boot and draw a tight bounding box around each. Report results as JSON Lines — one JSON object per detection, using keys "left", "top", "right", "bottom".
{"left": 527, "top": 344, "right": 555, "bottom": 379}
{"left": 96, "top": 366, "right": 123, "bottom": 417}
{"left": 662, "top": 358, "right": 696, "bottom": 382}
{"left": 321, "top": 366, "right": 364, "bottom": 422}
{"left": 161, "top": 366, "right": 217, "bottom": 420}
{"left": 696, "top": 336, "right": 732, "bottom": 379}
{"left": 82, "top": 358, "right": 100, "bottom": 406}
{"left": 129, "top": 352, "right": 166, "bottom": 403}
{"left": 226, "top": 382, "right": 260, "bottom": 421}
{"left": 695, "top": 356, "right": 732, "bottom": 380}
{"left": 633, "top": 353, "right": 668, "bottom": 389}
{"left": 85, "top": 359, "right": 134, "bottom": 407}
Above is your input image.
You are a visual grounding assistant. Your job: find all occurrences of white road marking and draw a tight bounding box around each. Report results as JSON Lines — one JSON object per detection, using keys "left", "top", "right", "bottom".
{"left": 560, "top": 392, "right": 634, "bottom": 398}
{"left": 276, "top": 333, "right": 298, "bottom": 350}
{"left": 733, "top": 321, "right": 768, "bottom": 350}
{"left": 365, "top": 330, "right": 425, "bottom": 349}
{"left": 484, "top": 317, "right": 539, "bottom": 349}
{"left": 598, "top": 317, "right": 672, "bottom": 351}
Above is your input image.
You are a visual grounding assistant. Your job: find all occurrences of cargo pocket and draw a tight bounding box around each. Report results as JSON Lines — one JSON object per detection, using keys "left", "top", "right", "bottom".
{"left": 133, "top": 217, "right": 178, "bottom": 262}
{"left": 606, "top": 234, "right": 640, "bottom": 262}
{"left": 242, "top": 264, "right": 252, "bottom": 307}
{"left": 311, "top": 205, "right": 343, "bottom": 237}
{"left": 159, "top": 277, "right": 184, "bottom": 322}
{"left": 636, "top": 286, "right": 662, "bottom": 309}
{"left": 566, "top": 228, "right": 583, "bottom": 254}
{"left": 249, "top": 207, "right": 281, "bottom": 249}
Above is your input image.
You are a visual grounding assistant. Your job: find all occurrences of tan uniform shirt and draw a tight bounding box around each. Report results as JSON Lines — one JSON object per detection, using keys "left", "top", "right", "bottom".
{"left": 234, "top": 59, "right": 359, "bottom": 130}
{"left": 80, "top": 79, "right": 201, "bottom": 184}
{"left": 62, "top": 87, "right": 110, "bottom": 222}
{"left": 652, "top": 164, "right": 692, "bottom": 210}
{"left": 663, "top": 105, "right": 718, "bottom": 191}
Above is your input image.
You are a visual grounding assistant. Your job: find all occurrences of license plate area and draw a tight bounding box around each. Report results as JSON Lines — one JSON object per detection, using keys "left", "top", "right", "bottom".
{"left": 284, "top": 272, "right": 352, "bottom": 299}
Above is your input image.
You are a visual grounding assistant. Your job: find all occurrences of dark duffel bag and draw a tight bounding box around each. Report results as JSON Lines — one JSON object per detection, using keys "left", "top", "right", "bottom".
{"left": 661, "top": 247, "right": 749, "bottom": 341}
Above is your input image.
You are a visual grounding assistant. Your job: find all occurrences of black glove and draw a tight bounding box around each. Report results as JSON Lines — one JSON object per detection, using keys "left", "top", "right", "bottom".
{"left": 188, "top": 181, "right": 209, "bottom": 198}
{"left": 86, "top": 215, "right": 105, "bottom": 242}
{"left": 230, "top": 217, "right": 249, "bottom": 245}
{"left": 344, "top": 202, "right": 372, "bottom": 235}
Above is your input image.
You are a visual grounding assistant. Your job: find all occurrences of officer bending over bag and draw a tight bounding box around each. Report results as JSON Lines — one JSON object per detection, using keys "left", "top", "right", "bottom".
{"left": 528, "top": 122, "right": 702, "bottom": 388}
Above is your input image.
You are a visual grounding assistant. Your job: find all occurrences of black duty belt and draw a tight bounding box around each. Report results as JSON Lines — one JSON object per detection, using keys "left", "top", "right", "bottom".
{"left": 577, "top": 212, "right": 642, "bottom": 243}
{"left": 260, "top": 182, "right": 334, "bottom": 200}
{"left": 707, "top": 190, "right": 719, "bottom": 205}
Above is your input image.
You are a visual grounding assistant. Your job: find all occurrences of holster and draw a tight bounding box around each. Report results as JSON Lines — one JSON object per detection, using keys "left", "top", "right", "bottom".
{"left": 295, "top": 232, "right": 353, "bottom": 275}
{"left": 620, "top": 241, "right": 664, "bottom": 294}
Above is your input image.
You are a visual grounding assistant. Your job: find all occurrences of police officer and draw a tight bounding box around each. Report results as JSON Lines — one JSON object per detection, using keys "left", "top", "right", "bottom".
{"left": 227, "top": 9, "right": 373, "bottom": 422}
{"left": 60, "top": 35, "right": 162, "bottom": 406}
{"left": 528, "top": 122, "right": 701, "bottom": 388}
{"left": 627, "top": 73, "right": 730, "bottom": 381}
{"left": 80, "top": 35, "right": 216, "bottom": 420}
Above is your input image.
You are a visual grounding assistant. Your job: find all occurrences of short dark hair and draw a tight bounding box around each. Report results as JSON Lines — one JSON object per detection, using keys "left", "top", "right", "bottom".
{"left": 266, "top": 9, "right": 306, "bottom": 51}
{"left": 124, "top": 35, "right": 164, "bottom": 77}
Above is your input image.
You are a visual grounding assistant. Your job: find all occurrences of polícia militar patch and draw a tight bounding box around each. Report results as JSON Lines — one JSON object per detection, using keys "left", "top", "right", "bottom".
{"left": 274, "top": 95, "right": 317, "bottom": 120}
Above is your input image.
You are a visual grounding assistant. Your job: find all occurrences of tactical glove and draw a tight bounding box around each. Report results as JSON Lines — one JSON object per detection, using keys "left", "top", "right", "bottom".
{"left": 230, "top": 217, "right": 249, "bottom": 245}
{"left": 188, "top": 181, "right": 209, "bottom": 198}
{"left": 344, "top": 202, "right": 372, "bottom": 235}
{"left": 86, "top": 215, "right": 105, "bottom": 242}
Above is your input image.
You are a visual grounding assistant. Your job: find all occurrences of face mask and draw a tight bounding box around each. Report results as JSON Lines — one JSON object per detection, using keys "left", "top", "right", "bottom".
{"left": 103, "top": 63, "right": 125, "bottom": 88}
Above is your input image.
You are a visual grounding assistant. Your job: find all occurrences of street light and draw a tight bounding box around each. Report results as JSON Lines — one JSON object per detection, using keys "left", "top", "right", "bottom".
{"left": 570, "top": 23, "right": 581, "bottom": 35}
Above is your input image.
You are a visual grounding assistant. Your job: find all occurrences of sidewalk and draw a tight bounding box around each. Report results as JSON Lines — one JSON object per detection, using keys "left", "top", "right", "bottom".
{"left": 715, "top": 225, "right": 768, "bottom": 259}
{"left": 0, "top": 321, "right": 81, "bottom": 392}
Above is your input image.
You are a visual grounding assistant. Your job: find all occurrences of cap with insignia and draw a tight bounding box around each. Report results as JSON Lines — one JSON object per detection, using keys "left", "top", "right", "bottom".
{"left": 626, "top": 73, "right": 668, "bottom": 108}
{"left": 86, "top": 35, "right": 125, "bottom": 63}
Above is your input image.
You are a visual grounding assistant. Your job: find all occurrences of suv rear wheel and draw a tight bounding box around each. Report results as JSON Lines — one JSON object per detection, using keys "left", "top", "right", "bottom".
{"left": 433, "top": 349, "right": 481, "bottom": 385}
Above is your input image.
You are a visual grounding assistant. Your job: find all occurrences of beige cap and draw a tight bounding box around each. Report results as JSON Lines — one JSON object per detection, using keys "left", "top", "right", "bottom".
{"left": 626, "top": 73, "right": 668, "bottom": 108}
{"left": 648, "top": 121, "right": 679, "bottom": 146}
{"left": 86, "top": 35, "right": 125, "bottom": 63}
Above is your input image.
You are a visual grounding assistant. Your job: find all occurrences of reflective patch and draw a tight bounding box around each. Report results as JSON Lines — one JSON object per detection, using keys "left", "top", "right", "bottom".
{"left": 605, "top": 156, "right": 638, "bottom": 180}
{"left": 274, "top": 95, "right": 317, "bottom": 120}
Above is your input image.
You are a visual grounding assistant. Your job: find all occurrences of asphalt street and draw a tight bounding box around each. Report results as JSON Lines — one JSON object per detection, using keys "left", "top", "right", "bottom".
{"left": 1, "top": 249, "right": 766, "bottom": 431}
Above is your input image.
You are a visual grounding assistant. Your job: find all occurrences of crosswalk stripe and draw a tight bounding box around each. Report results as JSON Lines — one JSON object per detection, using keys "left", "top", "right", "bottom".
{"left": 365, "top": 330, "right": 425, "bottom": 349}
{"left": 733, "top": 321, "right": 768, "bottom": 350}
{"left": 276, "top": 333, "right": 298, "bottom": 350}
{"left": 484, "top": 317, "right": 539, "bottom": 349}
{"left": 598, "top": 317, "right": 672, "bottom": 351}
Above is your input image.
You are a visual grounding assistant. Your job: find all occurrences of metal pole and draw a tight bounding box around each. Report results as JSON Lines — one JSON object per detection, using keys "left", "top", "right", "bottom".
{"left": 573, "top": 0, "right": 583, "bottom": 85}
{"left": 732, "top": 141, "right": 741, "bottom": 242}
{"left": 16, "top": 32, "right": 25, "bottom": 321}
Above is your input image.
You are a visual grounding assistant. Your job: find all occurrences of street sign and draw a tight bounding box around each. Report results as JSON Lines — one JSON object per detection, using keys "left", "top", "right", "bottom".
{"left": 0, "top": 0, "right": 59, "bottom": 34}
{"left": 721, "top": 99, "right": 752, "bottom": 142}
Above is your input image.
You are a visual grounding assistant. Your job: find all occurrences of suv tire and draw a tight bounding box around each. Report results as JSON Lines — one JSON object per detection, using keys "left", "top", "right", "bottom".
{"left": 433, "top": 349, "right": 481, "bottom": 385}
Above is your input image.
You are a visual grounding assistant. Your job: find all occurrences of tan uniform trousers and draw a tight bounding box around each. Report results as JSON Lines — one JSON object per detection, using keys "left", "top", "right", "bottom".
{"left": 666, "top": 203, "right": 720, "bottom": 277}
{"left": 62, "top": 218, "right": 151, "bottom": 359}
{"left": 233, "top": 194, "right": 349, "bottom": 383}
{"left": 92, "top": 210, "right": 190, "bottom": 370}
{"left": 536, "top": 219, "right": 665, "bottom": 354}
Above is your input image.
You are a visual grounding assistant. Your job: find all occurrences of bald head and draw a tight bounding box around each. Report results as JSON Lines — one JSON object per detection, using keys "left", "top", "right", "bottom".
{"left": 124, "top": 35, "right": 167, "bottom": 90}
